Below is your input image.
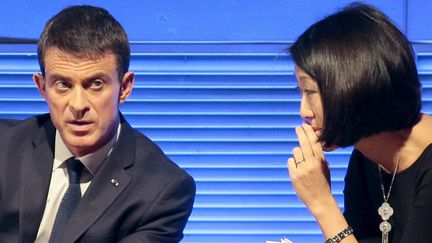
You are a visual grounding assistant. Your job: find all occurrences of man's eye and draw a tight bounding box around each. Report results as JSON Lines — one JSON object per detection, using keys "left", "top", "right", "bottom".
{"left": 55, "top": 81, "right": 70, "bottom": 90}
{"left": 90, "top": 80, "right": 104, "bottom": 90}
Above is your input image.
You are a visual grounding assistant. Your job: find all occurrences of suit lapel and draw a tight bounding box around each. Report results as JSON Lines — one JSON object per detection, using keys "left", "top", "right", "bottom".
{"left": 19, "top": 116, "right": 56, "bottom": 242}
{"left": 62, "top": 119, "right": 136, "bottom": 242}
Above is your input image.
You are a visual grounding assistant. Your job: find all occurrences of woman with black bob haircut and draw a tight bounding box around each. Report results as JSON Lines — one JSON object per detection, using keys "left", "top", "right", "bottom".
{"left": 288, "top": 3, "right": 432, "bottom": 243}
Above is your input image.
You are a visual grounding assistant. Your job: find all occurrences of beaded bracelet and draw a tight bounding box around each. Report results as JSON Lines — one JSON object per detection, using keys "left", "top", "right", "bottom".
{"left": 324, "top": 226, "right": 354, "bottom": 243}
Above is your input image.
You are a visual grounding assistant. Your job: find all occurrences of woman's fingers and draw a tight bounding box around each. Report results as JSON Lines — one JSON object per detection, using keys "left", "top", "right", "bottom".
{"left": 287, "top": 157, "right": 297, "bottom": 176}
{"left": 295, "top": 126, "right": 315, "bottom": 162}
{"left": 302, "top": 123, "right": 325, "bottom": 161}
{"left": 292, "top": 146, "right": 304, "bottom": 166}
{"left": 288, "top": 123, "right": 334, "bottom": 214}
{"left": 295, "top": 124, "right": 325, "bottom": 164}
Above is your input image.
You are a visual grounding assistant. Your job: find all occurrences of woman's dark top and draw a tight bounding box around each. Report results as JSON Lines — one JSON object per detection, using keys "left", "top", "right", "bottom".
{"left": 343, "top": 144, "right": 432, "bottom": 242}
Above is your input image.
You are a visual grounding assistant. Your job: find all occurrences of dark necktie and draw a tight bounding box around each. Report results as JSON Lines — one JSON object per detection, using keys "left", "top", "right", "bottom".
{"left": 49, "top": 158, "right": 84, "bottom": 243}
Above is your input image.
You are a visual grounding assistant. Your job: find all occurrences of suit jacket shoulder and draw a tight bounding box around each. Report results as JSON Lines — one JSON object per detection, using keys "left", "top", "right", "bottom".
{"left": 0, "top": 113, "right": 196, "bottom": 243}
{"left": 0, "top": 113, "right": 56, "bottom": 242}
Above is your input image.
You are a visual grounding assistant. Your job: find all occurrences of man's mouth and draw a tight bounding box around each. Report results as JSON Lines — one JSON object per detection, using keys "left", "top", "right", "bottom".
{"left": 67, "top": 120, "right": 94, "bottom": 133}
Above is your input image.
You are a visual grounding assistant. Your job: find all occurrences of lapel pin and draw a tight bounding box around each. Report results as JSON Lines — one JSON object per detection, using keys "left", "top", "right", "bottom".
{"left": 111, "top": 178, "right": 119, "bottom": 187}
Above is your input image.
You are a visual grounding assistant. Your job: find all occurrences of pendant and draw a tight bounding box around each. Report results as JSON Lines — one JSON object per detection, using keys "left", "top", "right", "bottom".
{"left": 378, "top": 202, "right": 394, "bottom": 220}
{"left": 378, "top": 202, "right": 393, "bottom": 243}
{"left": 380, "top": 220, "right": 391, "bottom": 243}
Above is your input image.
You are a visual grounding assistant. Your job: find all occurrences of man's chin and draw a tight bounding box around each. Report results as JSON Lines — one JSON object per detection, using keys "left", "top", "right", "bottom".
{"left": 62, "top": 135, "right": 96, "bottom": 154}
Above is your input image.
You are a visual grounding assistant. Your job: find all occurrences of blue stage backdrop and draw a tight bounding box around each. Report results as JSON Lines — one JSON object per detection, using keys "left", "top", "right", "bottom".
{"left": 0, "top": 1, "right": 431, "bottom": 242}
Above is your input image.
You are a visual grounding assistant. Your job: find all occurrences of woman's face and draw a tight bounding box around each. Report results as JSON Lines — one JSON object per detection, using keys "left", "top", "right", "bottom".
{"left": 295, "top": 66, "right": 324, "bottom": 138}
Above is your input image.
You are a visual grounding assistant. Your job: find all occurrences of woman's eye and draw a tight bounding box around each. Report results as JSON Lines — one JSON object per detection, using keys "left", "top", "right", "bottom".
{"left": 304, "top": 89, "right": 317, "bottom": 95}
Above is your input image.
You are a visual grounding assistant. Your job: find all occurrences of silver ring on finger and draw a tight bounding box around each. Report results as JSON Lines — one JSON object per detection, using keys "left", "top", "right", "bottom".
{"left": 295, "top": 158, "right": 305, "bottom": 166}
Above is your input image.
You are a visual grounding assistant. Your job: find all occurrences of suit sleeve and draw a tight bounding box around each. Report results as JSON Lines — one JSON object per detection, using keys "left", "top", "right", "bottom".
{"left": 119, "top": 172, "right": 196, "bottom": 243}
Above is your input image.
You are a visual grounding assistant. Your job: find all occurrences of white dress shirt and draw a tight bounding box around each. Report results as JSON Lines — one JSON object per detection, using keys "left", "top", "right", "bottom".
{"left": 35, "top": 124, "right": 120, "bottom": 242}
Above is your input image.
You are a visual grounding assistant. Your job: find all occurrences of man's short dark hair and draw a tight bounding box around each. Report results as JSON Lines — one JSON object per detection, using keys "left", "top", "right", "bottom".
{"left": 37, "top": 5, "right": 130, "bottom": 79}
{"left": 290, "top": 3, "right": 421, "bottom": 147}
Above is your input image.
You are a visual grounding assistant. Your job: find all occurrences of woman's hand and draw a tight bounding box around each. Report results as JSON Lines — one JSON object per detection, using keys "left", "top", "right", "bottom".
{"left": 287, "top": 123, "right": 333, "bottom": 214}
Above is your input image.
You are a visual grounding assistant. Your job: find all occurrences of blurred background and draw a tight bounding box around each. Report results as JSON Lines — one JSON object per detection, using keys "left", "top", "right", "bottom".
{"left": 1, "top": 1, "right": 431, "bottom": 242}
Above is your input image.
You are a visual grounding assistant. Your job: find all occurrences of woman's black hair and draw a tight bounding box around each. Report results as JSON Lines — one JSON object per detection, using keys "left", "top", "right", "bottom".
{"left": 290, "top": 3, "right": 421, "bottom": 147}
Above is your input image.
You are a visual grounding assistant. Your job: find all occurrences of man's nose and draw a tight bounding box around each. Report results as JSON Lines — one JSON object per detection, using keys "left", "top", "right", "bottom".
{"left": 69, "top": 87, "right": 90, "bottom": 118}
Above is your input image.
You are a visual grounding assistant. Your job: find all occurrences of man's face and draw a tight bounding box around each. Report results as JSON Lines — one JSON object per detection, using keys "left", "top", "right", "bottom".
{"left": 34, "top": 48, "right": 134, "bottom": 156}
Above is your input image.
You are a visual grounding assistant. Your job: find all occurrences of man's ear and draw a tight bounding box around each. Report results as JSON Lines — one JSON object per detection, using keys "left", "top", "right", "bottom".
{"left": 33, "top": 73, "right": 48, "bottom": 99}
{"left": 119, "top": 71, "right": 134, "bottom": 104}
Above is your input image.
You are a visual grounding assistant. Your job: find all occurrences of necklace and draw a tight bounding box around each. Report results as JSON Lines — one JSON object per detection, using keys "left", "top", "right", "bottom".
{"left": 377, "top": 157, "right": 399, "bottom": 243}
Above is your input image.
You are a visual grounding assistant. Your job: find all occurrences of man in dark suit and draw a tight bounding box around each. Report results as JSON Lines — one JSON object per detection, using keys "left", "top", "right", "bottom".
{"left": 0, "top": 5, "right": 195, "bottom": 243}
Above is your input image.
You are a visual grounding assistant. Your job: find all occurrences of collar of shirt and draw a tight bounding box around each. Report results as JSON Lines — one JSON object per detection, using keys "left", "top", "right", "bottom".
{"left": 53, "top": 123, "right": 122, "bottom": 178}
